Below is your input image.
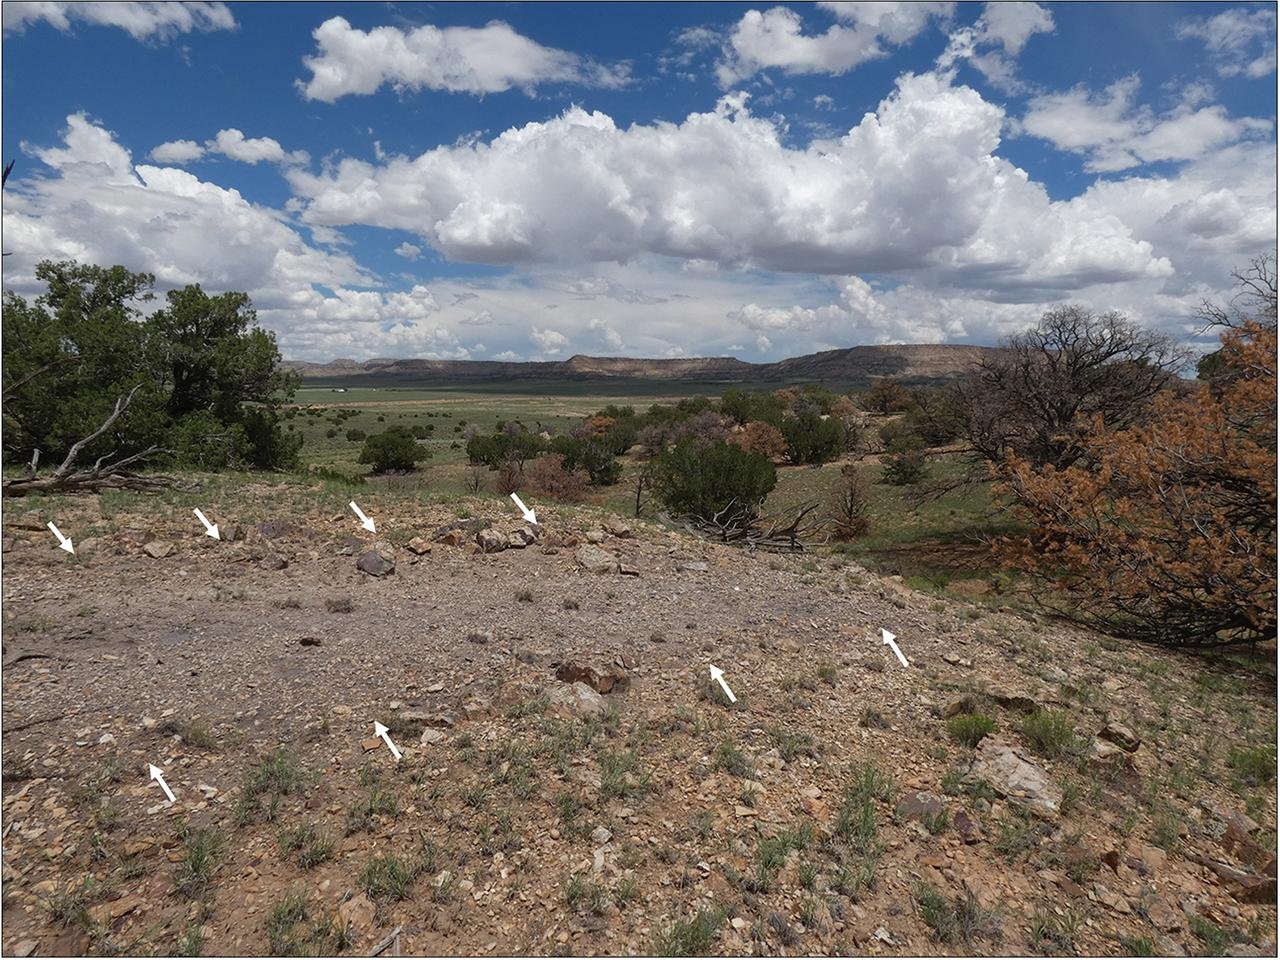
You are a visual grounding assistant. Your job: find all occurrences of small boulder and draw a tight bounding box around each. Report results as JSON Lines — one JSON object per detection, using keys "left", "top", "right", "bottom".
{"left": 406, "top": 537, "right": 432, "bottom": 555}
{"left": 602, "top": 517, "right": 632, "bottom": 538}
{"left": 556, "top": 659, "right": 629, "bottom": 694}
{"left": 574, "top": 545, "right": 618, "bottom": 574}
{"left": 545, "top": 681, "right": 608, "bottom": 720}
{"left": 143, "top": 541, "right": 174, "bottom": 559}
{"left": 966, "top": 736, "right": 1062, "bottom": 820}
{"left": 337, "top": 892, "right": 376, "bottom": 938}
{"left": 420, "top": 728, "right": 448, "bottom": 746}
{"left": 895, "top": 790, "right": 946, "bottom": 824}
{"left": 1099, "top": 720, "right": 1141, "bottom": 752}
{"left": 510, "top": 526, "right": 538, "bottom": 547}
{"left": 677, "top": 561, "right": 709, "bottom": 573}
{"left": 476, "top": 528, "right": 507, "bottom": 553}
{"left": 438, "top": 529, "right": 467, "bottom": 547}
{"left": 585, "top": 529, "right": 607, "bottom": 544}
{"left": 356, "top": 549, "right": 395, "bottom": 577}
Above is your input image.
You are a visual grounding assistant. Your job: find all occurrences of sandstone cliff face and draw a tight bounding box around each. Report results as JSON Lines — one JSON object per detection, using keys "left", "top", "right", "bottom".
{"left": 285, "top": 344, "right": 992, "bottom": 386}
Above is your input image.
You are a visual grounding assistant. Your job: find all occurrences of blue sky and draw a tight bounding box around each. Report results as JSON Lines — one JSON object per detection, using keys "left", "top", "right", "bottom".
{"left": 2, "top": 2, "right": 1276, "bottom": 362}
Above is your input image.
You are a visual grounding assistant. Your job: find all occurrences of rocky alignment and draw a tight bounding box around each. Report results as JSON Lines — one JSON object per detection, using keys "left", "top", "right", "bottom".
{"left": 0, "top": 495, "right": 1275, "bottom": 956}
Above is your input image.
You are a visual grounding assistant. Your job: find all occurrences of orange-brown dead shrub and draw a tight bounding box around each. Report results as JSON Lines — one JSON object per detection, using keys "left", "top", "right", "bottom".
{"left": 997, "top": 318, "right": 1276, "bottom": 649}
{"left": 524, "top": 453, "right": 590, "bottom": 503}
{"left": 730, "top": 420, "right": 787, "bottom": 460}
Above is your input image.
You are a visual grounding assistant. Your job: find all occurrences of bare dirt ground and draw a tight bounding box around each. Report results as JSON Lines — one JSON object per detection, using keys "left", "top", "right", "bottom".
{"left": 1, "top": 492, "right": 1276, "bottom": 957}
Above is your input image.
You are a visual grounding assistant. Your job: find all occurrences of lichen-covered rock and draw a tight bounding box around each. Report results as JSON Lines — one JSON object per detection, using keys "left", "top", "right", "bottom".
{"left": 574, "top": 545, "right": 617, "bottom": 574}
{"left": 545, "top": 680, "right": 608, "bottom": 720}
{"left": 356, "top": 548, "right": 395, "bottom": 577}
{"left": 966, "top": 736, "right": 1062, "bottom": 820}
{"left": 476, "top": 528, "right": 507, "bottom": 553}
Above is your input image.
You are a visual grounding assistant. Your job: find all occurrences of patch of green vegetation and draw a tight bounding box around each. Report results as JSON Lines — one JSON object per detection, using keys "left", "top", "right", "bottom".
{"left": 359, "top": 853, "right": 418, "bottom": 902}
{"left": 654, "top": 906, "right": 726, "bottom": 956}
{"left": 1020, "top": 709, "right": 1079, "bottom": 758}
{"left": 1228, "top": 745, "right": 1276, "bottom": 787}
{"left": 277, "top": 822, "right": 336, "bottom": 868}
{"left": 236, "top": 748, "right": 309, "bottom": 824}
{"left": 1030, "top": 906, "right": 1080, "bottom": 955}
{"left": 175, "top": 824, "right": 222, "bottom": 898}
{"left": 947, "top": 712, "right": 996, "bottom": 747}
{"left": 599, "top": 748, "right": 649, "bottom": 800}
{"left": 265, "top": 889, "right": 350, "bottom": 957}
{"left": 770, "top": 726, "right": 818, "bottom": 761}
{"left": 565, "top": 873, "right": 607, "bottom": 914}
{"left": 711, "top": 739, "right": 755, "bottom": 778}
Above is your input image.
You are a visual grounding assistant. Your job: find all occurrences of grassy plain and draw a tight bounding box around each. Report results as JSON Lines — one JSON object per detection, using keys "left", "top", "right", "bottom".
{"left": 279, "top": 381, "right": 1011, "bottom": 590}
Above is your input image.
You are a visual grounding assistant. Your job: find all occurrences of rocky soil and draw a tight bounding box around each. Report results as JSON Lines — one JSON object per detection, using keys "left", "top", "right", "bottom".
{"left": 1, "top": 491, "right": 1275, "bottom": 957}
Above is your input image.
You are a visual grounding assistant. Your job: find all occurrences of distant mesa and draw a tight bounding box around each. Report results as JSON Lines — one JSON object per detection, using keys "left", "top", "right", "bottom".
{"left": 284, "top": 344, "right": 992, "bottom": 388}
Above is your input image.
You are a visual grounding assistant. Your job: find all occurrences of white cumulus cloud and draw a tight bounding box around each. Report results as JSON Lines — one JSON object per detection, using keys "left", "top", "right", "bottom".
{"left": 3, "top": 1, "right": 235, "bottom": 39}
{"left": 1177, "top": 7, "right": 1277, "bottom": 78}
{"left": 394, "top": 241, "right": 422, "bottom": 261}
{"left": 1020, "top": 75, "right": 1272, "bottom": 172}
{"left": 713, "top": 2, "right": 953, "bottom": 87}
{"left": 288, "top": 74, "right": 1169, "bottom": 298}
{"left": 298, "top": 16, "right": 629, "bottom": 102}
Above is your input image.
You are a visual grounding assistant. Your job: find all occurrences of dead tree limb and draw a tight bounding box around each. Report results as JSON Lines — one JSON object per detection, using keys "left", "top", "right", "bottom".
{"left": 660, "top": 499, "right": 829, "bottom": 553}
{"left": 3, "top": 385, "right": 185, "bottom": 497}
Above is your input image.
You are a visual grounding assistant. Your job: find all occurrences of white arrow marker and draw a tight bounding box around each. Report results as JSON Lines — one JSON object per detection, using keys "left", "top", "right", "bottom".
{"left": 509, "top": 492, "right": 537, "bottom": 525}
{"left": 881, "top": 628, "right": 909, "bottom": 668}
{"left": 349, "top": 501, "right": 376, "bottom": 533}
{"left": 708, "top": 664, "right": 737, "bottom": 703}
{"left": 192, "top": 508, "right": 220, "bottom": 540}
{"left": 373, "top": 721, "right": 402, "bottom": 761}
{"left": 148, "top": 763, "right": 176, "bottom": 804}
{"left": 46, "top": 521, "right": 74, "bottom": 554}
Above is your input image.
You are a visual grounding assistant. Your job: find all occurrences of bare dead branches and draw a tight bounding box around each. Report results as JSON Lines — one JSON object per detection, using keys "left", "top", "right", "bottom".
{"left": 661, "top": 499, "right": 829, "bottom": 552}
{"left": 3, "top": 385, "right": 183, "bottom": 497}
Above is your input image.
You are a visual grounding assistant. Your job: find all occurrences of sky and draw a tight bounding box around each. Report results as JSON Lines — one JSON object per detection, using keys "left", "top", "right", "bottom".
{"left": 1, "top": 1, "right": 1276, "bottom": 363}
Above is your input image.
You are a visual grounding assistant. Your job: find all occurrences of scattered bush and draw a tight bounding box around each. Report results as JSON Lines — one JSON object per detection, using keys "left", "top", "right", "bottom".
{"left": 652, "top": 440, "right": 777, "bottom": 527}
{"left": 358, "top": 426, "right": 422, "bottom": 474}
{"left": 525, "top": 453, "right": 590, "bottom": 502}
{"left": 1019, "top": 709, "right": 1079, "bottom": 758}
{"left": 881, "top": 439, "right": 929, "bottom": 486}
{"left": 783, "top": 408, "right": 844, "bottom": 465}
{"left": 344, "top": 428, "right": 366, "bottom": 442}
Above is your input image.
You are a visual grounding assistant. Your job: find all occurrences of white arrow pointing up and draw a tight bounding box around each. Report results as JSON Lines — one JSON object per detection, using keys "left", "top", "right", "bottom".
{"left": 193, "top": 508, "right": 220, "bottom": 540}
{"left": 509, "top": 492, "right": 537, "bottom": 525}
{"left": 373, "top": 721, "right": 402, "bottom": 761}
{"left": 349, "top": 500, "right": 376, "bottom": 533}
{"left": 881, "top": 628, "right": 909, "bottom": 668}
{"left": 148, "top": 763, "right": 176, "bottom": 804}
{"left": 46, "top": 521, "right": 74, "bottom": 554}
{"left": 708, "top": 664, "right": 737, "bottom": 703}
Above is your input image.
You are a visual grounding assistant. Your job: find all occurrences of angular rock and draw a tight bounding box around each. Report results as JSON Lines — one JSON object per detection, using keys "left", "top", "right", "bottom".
{"left": 896, "top": 790, "right": 946, "bottom": 824}
{"left": 677, "top": 561, "right": 709, "bottom": 573}
{"left": 356, "top": 549, "right": 395, "bottom": 577}
{"left": 545, "top": 681, "right": 608, "bottom": 720}
{"left": 260, "top": 554, "right": 288, "bottom": 571}
{"left": 406, "top": 537, "right": 432, "bottom": 555}
{"left": 438, "top": 529, "right": 467, "bottom": 547}
{"left": 420, "top": 728, "right": 448, "bottom": 746}
{"left": 509, "top": 526, "right": 537, "bottom": 547}
{"left": 556, "top": 659, "right": 629, "bottom": 694}
{"left": 602, "top": 518, "right": 632, "bottom": 538}
{"left": 337, "top": 892, "right": 376, "bottom": 936}
{"left": 1099, "top": 720, "right": 1141, "bottom": 752}
{"left": 618, "top": 563, "right": 640, "bottom": 577}
{"left": 143, "top": 541, "right": 175, "bottom": 559}
{"left": 585, "top": 529, "right": 606, "bottom": 544}
{"left": 966, "top": 736, "right": 1062, "bottom": 820}
{"left": 477, "top": 528, "right": 507, "bottom": 553}
{"left": 574, "top": 545, "right": 618, "bottom": 574}
{"left": 1093, "top": 882, "right": 1131, "bottom": 914}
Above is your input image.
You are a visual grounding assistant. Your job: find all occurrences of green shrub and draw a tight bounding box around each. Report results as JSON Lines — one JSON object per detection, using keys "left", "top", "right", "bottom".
{"left": 782, "top": 408, "right": 844, "bottom": 464}
{"left": 881, "top": 435, "right": 929, "bottom": 485}
{"left": 1020, "top": 709, "right": 1079, "bottom": 758}
{"left": 1228, "top": 745, "right": 1276, "bottom": 786}
{"left": 947, "top": 713, "right": 996, "bottom": 747}
{"left": 653, "top": 440, "right": 776, "bottom": 526}
{"left": 358, "top": 427, "right": 422, "bottom": 473}
{"left": 345, "top": 428, "right": 366, "bottom": 442}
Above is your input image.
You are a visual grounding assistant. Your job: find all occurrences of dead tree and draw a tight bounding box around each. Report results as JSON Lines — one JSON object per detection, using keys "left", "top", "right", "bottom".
{"left": 2, "top": 385, "right": 180, "bottom": 496}
{"left": 661, "top": 499, "right": 829, "bottom": 553}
